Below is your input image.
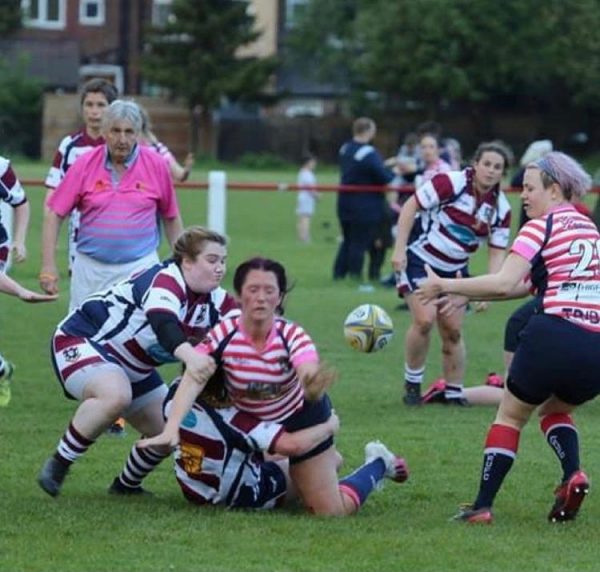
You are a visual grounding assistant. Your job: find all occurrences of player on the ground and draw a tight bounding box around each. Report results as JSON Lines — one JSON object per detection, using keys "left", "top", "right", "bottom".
{"left": 417, "top": 151, "right": 598, "bottom": 523}
{"left": 140, "top": 256, "right": 409, "bottom": 516}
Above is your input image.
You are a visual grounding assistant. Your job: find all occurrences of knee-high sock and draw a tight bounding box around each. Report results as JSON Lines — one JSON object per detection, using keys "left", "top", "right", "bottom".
{"left": 339, "top": 458, "right": 387, "bottom": 510}
{"left": 540, "top": 413, "right": 580, "bottom": 483}
{"left": 55, "top": 422, "right": 95, "bottom": 466}
{"left": 117, "top": 445, "right": 170, "bottom": 488}
{"left": 473, "top": 424, "right": 520, "bottom": 510}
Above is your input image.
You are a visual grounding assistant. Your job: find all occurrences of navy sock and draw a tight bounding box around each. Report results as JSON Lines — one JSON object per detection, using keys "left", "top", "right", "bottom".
{"left": 473, "top": 424, "right": 520, "bottom": 510}
{"left": 541, "top": 413, "right": 580, "bottom": 482}
{"left": 339, "top": 458, "right": 386, "bottom": 508}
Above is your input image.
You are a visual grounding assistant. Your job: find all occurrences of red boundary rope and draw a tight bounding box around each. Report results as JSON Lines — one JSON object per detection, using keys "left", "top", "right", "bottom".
{"left": 22, "top": 180, "right": 600, "bottom": 194}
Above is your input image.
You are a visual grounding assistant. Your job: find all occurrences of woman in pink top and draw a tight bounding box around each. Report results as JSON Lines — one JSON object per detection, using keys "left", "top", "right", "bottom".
{"left": 143, "top": 257, "right": 409, "bottom": 516}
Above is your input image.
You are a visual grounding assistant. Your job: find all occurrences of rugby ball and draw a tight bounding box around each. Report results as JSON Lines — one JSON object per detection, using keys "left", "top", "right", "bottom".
{"left": 343, "top": 304, "right": 394, "bottom": 353}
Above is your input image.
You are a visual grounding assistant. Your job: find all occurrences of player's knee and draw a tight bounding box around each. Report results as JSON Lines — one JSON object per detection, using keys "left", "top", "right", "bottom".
{"left": 440, "top": 328, "right": 462, "bottom": 347}
{"left": 412, "top": 317, "right": 434, "bottom": 336}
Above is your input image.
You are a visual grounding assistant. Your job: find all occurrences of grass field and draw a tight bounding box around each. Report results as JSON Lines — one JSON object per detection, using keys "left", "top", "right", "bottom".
{"left": 2, "top": 161, "right": 600, "bottom": 572}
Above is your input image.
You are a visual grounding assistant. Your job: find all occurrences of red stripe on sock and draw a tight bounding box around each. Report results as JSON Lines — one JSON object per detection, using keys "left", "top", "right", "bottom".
{"left": 540, "top": 413, "right": 574, "bottom": 435}
{"left": 338, "top": 484, "right": 361, "bottom": 509}
{"left": 484, "top": 423, "right": 520, "bottom": 452}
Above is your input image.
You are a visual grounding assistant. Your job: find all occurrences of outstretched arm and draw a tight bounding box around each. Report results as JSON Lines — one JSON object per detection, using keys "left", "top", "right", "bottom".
{"left": 417, "top": 253, "right": 531, "bottom": 304}
{"left": 137, "top": 369, "right": 208, "bottom": 451}
{"left": 0, "top": 272, "right": 57, "bottom": 302}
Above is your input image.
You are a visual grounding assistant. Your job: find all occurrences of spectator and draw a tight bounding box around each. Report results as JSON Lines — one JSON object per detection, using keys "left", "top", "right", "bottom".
{"left": 333, "top": 118, "right": 395, "bottom": 286}
{"left": 295, "top": 152, "right": 319, "bottom": 243}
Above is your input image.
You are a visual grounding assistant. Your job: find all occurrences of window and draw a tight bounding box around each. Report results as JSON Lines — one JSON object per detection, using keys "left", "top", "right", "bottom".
{"left": 152, "top": 0, "right": 174, "bottom": 27}
{"left": 21, "top": 0, "right": 66, "bottom": 30}
{"left": 79, "top": 0, "right": 105, "bottom": 26}
{"left": 285, "top": 0, "right": 308, "bottom": 29}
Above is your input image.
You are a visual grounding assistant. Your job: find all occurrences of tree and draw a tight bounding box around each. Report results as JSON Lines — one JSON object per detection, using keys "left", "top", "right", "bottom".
{"left": 0, "top": 0, "right": 22, "bottom": 36}
{"left": 286, "top": 0, "right": 600, "bottom": 119}
{"left": 142, "top": 0, "right": 278, "bottom": 155}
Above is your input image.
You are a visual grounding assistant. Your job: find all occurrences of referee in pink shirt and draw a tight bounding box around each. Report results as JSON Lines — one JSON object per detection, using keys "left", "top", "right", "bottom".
{"left": 40, "top": 100, "right": 184, "bottom": 311}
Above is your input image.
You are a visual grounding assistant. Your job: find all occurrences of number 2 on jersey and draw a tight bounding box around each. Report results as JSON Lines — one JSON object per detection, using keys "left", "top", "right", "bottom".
{"left": 569, "top": 239, "right": 600, "bottom": 278}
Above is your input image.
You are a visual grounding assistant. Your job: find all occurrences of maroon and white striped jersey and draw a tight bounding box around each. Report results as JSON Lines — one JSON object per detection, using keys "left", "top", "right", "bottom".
{"left": 45, "top": 130, "right": 104, "bottom": 189}
{"left": 196, "top": 316, "right": 319, "bottom": 422}
{"left": 410, "top": 167, "right": 512, "bottom": 272}
{"left": 512, "top": 204, "right": 600, "bottom": 332}
{"left": 0, "top": 156, "right": 27, "bottom": 207}
{"left": 55, "top": 260, "right": 238, "bottom": 382}
{"left": 170, "top": 397, "right": 285, "bottom": 507}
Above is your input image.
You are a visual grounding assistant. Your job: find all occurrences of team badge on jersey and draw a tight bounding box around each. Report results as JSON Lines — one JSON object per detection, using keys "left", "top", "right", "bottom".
{"left": 63, "top": 347, "right": 81, "bottom": 363}
{"left": 180, "top": 441, "right": 205, "bottom": 476}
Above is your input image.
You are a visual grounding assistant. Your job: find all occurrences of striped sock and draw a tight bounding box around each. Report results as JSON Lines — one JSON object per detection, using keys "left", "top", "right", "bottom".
{"left": 473, "top": 423, "right": 520, "bottom": 510}
{"left": 444, "top": 383, "right": 465, "bottom": 400}
{"left": 55, "top": 422, "right": 95, "bottom": 466}
{"left": 541, "top": 413, "right": 580, "bottom": 482}
{"left": 117, "top": 445, "right": 170, "bottom": 489}
{"left": 404, "top": 364, "right": 424, "bottom": 385}
{"left": 339, "top": 458, "right": 386, "bottom": 509}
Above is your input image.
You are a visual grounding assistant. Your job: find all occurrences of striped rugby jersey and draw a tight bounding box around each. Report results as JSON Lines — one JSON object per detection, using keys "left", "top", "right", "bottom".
{"left": 196, "top": 316, "right": 319, "bottom": 422}
{"left": 171, "top": 397, "right": 284, "bottom": 507}
{"left": 45, "top": 130, "right": 104, "bottom": 189}
{"left": 410, "top": 167, "right": 512, "bottom": 272}
{"left": 55, "top": 260, "right": 238, "bottom": 381}
{"left": 512, "top": 204, "right": 600, "bottom": 332}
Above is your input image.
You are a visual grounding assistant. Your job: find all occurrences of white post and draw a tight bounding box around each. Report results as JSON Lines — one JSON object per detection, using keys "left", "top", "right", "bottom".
{"left": 0, "top": 202, "right": 13, "bottom": 272}
{"left": 207, "top": 170, "right": 227, "bottom": 235}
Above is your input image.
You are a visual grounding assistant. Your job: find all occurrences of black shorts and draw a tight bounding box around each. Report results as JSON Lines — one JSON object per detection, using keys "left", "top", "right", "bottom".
{"left": 503, "top": 298, "right": 540, "bottom": 353}
{"left": 507, "top": 314, "right": 600, "bottom": 406}
{"left": 397, "top": 250, "right": 469, "bottom": 295}
{"left": 283, "top": 394, "right": 334, "bottom": 465}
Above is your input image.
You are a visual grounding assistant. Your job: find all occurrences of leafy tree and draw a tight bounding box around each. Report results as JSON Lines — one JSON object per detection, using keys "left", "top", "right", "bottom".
{"left": 142, "top": 0, "right": 278, "bottom": 154}
{"left": 0, "top": 0, "right": 22, "bottom": 35}
{"left": 286, "top": 0, "right": 600, "bottom": 118}
{"left": 0, "top": 56, "right": 43, "bottom": 157}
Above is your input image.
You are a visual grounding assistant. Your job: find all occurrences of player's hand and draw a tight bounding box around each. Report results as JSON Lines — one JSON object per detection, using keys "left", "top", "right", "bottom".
{"left": 473, "top": 301, "right": 489, "bottom": 313}
{"left": 415, "top": 265, "right": 444, "bottom": 304}
{"left": 390, "top": 247, "right": 407, "bottom": 273}
{"left": 326, "top": 409, "right": 340, "bottom": 435}
{"left": 11, "top": 242, "right": 26, "bottom": 263}
{"left": 184, "top": 352, "right": 216, "bottom": 386}
{"left": 18, "top": 288, "right": 58, "bottom": 303}
{"left": 39, "top": 267, "right": 59, "bottom": 295}
{"left": 303, "top": 363, "right": 337, "bottom": 401}
{"left": 137, "top": 429, "right": 179, "bottom": 454}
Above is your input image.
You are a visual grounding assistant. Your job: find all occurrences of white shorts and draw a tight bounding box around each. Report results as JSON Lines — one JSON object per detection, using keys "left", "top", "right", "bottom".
{"left": 69, "top": 250, "right": 160, "bottom": 312}
{"left": 296, "top": 191, "right": 316, "bottom": 216}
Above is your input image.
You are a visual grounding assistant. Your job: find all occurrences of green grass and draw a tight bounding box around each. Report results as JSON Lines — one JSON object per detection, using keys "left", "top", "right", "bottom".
{"left": 2, "top": 161, "right": 600, "bottom": 572}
